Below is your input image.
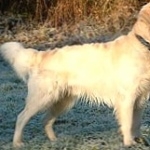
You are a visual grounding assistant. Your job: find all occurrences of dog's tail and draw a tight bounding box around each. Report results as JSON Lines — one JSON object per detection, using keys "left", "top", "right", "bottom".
{"left": 0, "top": 42, "right": 37, "bottom": 82}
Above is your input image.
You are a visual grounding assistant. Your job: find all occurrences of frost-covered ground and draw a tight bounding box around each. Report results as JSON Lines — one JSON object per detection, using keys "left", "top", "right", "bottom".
{"left": 0, "top": 46, "right": 150, "bottom": 150}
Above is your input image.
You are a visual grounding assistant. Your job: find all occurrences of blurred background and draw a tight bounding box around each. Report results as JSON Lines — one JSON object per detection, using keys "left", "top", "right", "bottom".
{"left": 0, "top": 0, "right": 150, "bottom": 47}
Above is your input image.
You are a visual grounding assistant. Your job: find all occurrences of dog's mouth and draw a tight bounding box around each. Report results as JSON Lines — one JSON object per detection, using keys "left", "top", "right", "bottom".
{"left": 135, "top": 34, "right": 150, "bottom": 50}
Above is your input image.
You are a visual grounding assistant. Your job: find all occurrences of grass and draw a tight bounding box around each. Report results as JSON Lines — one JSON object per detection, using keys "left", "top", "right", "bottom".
{"left": 0, "top": 0, "right": 148, "bottom": 27}
{"left": 1, "top": 1, "right": 150, "bottom": 46}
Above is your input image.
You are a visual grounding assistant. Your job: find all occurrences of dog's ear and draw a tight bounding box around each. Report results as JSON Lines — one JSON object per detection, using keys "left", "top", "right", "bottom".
{"left": 139, "top": 3, "right": 150, "bottom": 26}
{"left": 132, "top": 3, "right": 150, "bottom": 42}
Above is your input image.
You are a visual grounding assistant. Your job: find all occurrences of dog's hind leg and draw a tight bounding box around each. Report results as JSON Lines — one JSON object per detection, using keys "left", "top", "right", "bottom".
{"left": 44, "top": 96, "right": 75, "bottom": 141}
{"left": 13, "top": 77, "right": 57, "bottom": 147}
{"left": 13, "top": 92, "right": 53, "bottom": 148}
{"left": 13, "top": 102, "right": 39, "bottom": 148}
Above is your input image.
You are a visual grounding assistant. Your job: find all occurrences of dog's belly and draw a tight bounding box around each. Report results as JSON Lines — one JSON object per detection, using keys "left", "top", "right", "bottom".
{"left": 66, "top": 70, "right": 124, "bottom": 107}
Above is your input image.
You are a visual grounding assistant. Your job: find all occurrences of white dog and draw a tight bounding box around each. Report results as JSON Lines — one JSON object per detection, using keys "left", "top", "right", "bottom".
{"left": 1, "top": 2, "right": 150, "bottom": 148}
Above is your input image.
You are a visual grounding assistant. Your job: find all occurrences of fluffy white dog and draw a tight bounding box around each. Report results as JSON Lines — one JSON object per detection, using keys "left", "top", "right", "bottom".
{"left": 1, "top": 2, "right": 150, "bottom": 148}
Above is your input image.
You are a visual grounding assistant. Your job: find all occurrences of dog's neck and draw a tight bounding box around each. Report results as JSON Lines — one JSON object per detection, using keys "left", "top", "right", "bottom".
{"left": 135, "top": 34, "right": 150, "bottom": 50}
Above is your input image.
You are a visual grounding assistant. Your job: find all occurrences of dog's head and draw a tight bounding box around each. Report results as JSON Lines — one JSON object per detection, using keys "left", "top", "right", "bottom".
{"left": 132, "top": 3, "right": 150, "bottom": 42}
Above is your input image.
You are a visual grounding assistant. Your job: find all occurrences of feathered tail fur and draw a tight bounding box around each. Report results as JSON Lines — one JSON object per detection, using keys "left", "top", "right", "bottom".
{"left": 0, "top": 42, "right": 37, "bottom": 82}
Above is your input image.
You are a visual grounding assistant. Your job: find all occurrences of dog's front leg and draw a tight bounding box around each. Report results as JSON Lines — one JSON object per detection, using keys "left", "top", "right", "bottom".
{"left": 132, "top": 106, "right": 142, "bottom": 138}
{"left": 116, "top": 97, "right": 136, "bottom": 147}
{"left": 132, "top": 106, "right": 150, "bottom": 146}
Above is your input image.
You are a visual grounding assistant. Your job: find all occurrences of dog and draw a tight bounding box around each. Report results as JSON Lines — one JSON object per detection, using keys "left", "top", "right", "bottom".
{"left": 1, "top": 2, "right": 150, "bottom": 148}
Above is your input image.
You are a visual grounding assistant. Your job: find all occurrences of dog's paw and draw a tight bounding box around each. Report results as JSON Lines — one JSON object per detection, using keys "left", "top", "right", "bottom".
{"left": 50, "top": 136, "right": 57, "bottom": 142}
{"left": 13, "top": 141, "right": 25, "bottom": 148}
{"left": 123, "top": 139, "right": 136, "bottom": 147}
{"left": 134, "top": 137, "right": 150, "bottom": 146}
